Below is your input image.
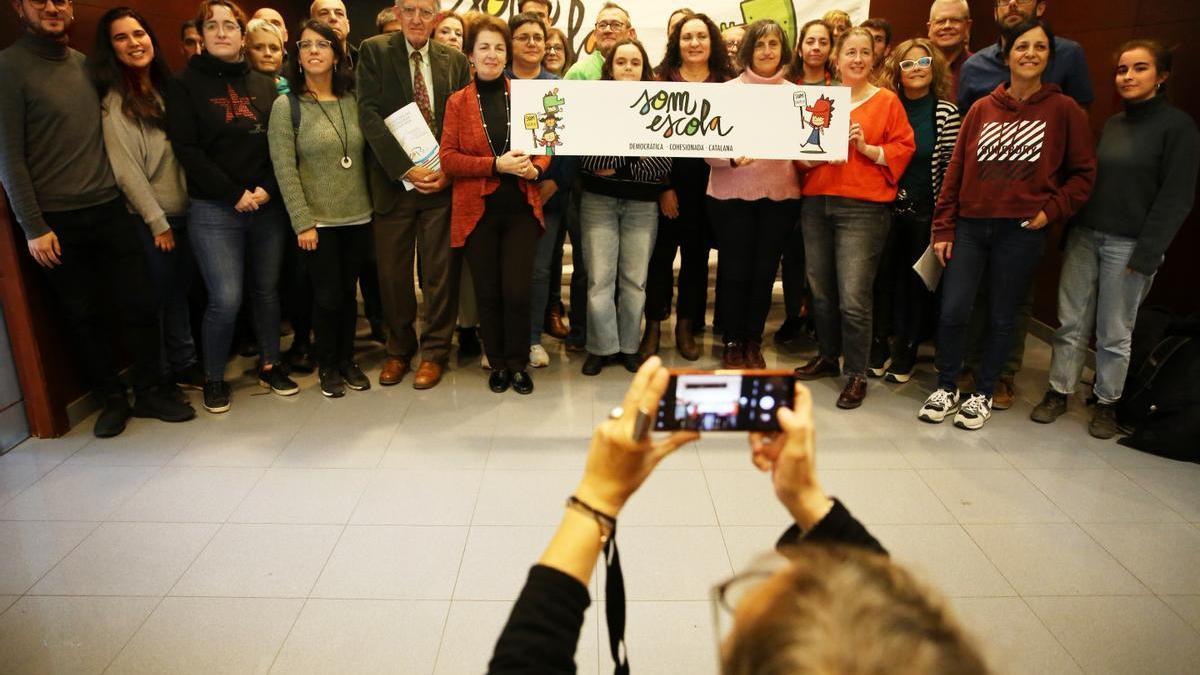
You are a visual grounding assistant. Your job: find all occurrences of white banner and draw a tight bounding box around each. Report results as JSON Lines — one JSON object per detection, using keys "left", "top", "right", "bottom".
{"left": 511, "top": 79, "right": 851, "bottom": 161}
{"left": 443, "top": 1, "right": 871, "bottom": 65}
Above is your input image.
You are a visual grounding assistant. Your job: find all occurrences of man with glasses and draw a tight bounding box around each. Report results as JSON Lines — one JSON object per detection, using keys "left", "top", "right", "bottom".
{"left": 565, "top": 1, "right": 633, "bottom": 81}
{"left": 357, "top": 0, "right": 470, "bottom": 389}
{"left": 927, "top": 0, "right": 972, "bottom": 100}
{"left": 954, "top": 0, "right": 1093, "bottom": 410}
{"left": 0, "top": 0, "right": 195, "bottom": 436}
{"left": 311, "top": 0, "right": 356, "bottom": 66}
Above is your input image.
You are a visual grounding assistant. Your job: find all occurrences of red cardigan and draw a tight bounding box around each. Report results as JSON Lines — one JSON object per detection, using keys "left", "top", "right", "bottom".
{"left": 440, "top": 78, "right": 551, "bottom": 248}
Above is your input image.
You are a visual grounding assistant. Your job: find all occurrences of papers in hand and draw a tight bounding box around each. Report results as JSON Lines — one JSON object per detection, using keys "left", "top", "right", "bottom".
{"left": 913, "top": 244, "right": 944, "bottom": 292}
{"left": 384, "top": 102, "right": 441, "bottom": 191}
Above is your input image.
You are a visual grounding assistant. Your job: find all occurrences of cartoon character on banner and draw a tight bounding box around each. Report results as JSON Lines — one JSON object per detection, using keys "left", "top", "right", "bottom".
{"left": 526, "top": 87, "right": 565, "bottom": 155}
{"left": 796, "top": 93, "right": 834, "bottom": 153}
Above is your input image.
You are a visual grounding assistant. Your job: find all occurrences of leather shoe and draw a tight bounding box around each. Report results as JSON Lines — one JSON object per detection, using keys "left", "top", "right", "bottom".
{"left": 412, "top": 361, "right": 443, "bottom": 390}
{"left": 721, "top": 341, "right": 745, "bottom": 369}
{"left": 621, "top": 353, "right": 641, "bottom": 373}
{"left": 544, "top": 306, "right": 570, "bottom": 339}
{"left": 638, "top": 321, "right": 661, "bottom": 359}
{"left": 836, "top": 375, "right": 868, "bottom": 409}
{"left": 581, "top": 353, "right": 606, "bottom": 376}
{"left": 379, "top": 357, "right": 410, "bottom": 386}
{"left": 794, "top": 355, "right": 840, "bottom": 381}
{"left": 744, "top": 341, "right": 766, "bottom": 369}
{"left": 512, "top": 369, "right": 534, "bottom": 394}
{"left": 992, "top": 375, "right": 1015, "bottom": 410}
{"left": 489, "top": 368, "right": 512, "bottom": 393}
{"left": 676, "top": 318, "right": 700, "bottom": 361}
{"left": 94, "top": 393, "right": 131, "bottom": 438}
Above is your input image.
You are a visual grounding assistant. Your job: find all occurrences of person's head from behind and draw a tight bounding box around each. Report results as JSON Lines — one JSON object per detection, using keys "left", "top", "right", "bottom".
{"left": 195, "top": 0, "right": 247, "bottom": 63}
{"left": 719, "top": 545, "right": 989, "bottom": 675}
{"left": 1000, "top": 17, "right": 1054, "bottom": 84}
{"left": 245, "top": 18, "right": 284, "bottom": 76}
{"left": 603, "top": 38, "right": 652, "bottom": 82}
{"left": 739, "top": 19, "right": 791, "bottom": 79}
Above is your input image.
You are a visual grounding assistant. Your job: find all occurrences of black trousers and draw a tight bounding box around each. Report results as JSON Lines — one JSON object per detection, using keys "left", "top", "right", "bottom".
{"left": 282, "top": 231, "right": 314, "bottom": 348}
{"left": 301, "top": 225, "right": 371, "bottom": 368}
{"left": 781, "top": 216, "right": 808, "bottom": 319}
{"left": 645, "top": 186, "right": 710, "bottom": 323}
{"left": 358, "top": 224, "right": 383, "bottom": 324}
{"left": 464, "top": 206, "right": 539, "bottom": 372}
{"left": 874, "top": 211, "right": 936, "bottom": 347}
{"left": 708, "top": 197, "right": 802, "bottom": 343}
{"left": 40, "top": 198, "right": 161, "bottom": 397}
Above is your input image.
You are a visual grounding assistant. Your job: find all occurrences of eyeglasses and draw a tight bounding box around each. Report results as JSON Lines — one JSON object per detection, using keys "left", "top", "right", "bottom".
{"left": 400, "top": 6, "right": 436, "bottom": 21}
{"left": 595, "top": 20, "right": 627, "bottom": 32}
{"left": 930, "top": 17, "right": 968, "bottom": 27}
{"left": 297, "top": 39, "right": 333, "bottom": 51}
{"left": 545, "top": 45, "right": 564, "bottom": 54}
{"left": 995, "top": 0, "right": 1037, "bottom": 7}
{"left": 899, "top": 56, "right": 933, "bottom": 71}
{"left": 514, "top": 34, "right": 545, "bottom": 44}
{"left": 709, "top": 558, "right": 785, "bottom": 665}
{"left": 28, "top": 0, "right": 72, "bottom": 8}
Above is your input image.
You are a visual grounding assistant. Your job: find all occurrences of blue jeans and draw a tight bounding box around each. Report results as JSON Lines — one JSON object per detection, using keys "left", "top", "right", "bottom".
{"left": 801, "top": 196, "right": 892, "bottom": 376}
{"left": 936, "top": 218, "right": 1046, "bottom": 397}
{"left": 581, "top": 192, "right": 658, "bottom": 355}
{"left": 188, "top": 199, "right": 286, "bottom": 381}
{"left": 1049, "top": 227, "right": 1156, "bottom": 404}
{"left": 138, "top": 215, "right": 199, "bottom": 375}
{"left": 529, "top": 204, "right": 565, "bottom": 345}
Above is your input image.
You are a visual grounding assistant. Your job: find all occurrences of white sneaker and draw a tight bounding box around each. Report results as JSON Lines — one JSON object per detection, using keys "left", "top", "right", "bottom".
{"left": 953, "top": 393, "right": 992, "bottom": 430}
{"left": 918, "top": 388, "right": 960, "bottom": 423}
{"left": 481, "top": 354, "right": 490, "bottom": 370}
{"left": 529, "top": 344, "right": 550, "bottom": 368}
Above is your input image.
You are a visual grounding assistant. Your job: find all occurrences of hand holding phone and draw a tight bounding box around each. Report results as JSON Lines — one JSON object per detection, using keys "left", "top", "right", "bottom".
{"left": 749, "top": 383, "right": 834, "bottom": 530}
{"left": 655, "top": 370, "right": 797, "bottom": 432}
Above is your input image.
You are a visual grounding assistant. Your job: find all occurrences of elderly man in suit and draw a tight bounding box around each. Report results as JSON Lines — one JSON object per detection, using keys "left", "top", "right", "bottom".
{"left": 358, "top": 0, "right": 470, "bottom": 389}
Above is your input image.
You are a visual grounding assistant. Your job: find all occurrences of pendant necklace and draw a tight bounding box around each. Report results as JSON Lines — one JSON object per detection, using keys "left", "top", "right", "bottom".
{"left": 475, "top": 82, "right": 511, "bottom": 156}
{"left": 309, "top": 93, "right": 353, "bottom": 169}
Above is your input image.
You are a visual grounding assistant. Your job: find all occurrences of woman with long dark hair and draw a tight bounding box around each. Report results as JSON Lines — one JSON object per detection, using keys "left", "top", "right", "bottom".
{"left": 268, "top": 20, "right": 372, "bottom": 398}
{"left": 641, "top": 12, "right": 734, "bottom": 361}
{"left": 90, "top": 7, "right": 202, "bottom": 396}
{"left": 166, "top": 0, "right": 297, "bottom": 413}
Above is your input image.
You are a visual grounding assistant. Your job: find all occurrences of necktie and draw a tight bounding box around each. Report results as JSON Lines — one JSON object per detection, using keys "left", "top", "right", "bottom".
{"left": 411, "top": 50, "right": 433, "bottom": 128}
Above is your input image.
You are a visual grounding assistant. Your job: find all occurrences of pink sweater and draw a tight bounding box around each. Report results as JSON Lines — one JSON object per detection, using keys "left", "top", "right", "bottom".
{"left": 705, "top": 68, "right": 803, "bottom": 202}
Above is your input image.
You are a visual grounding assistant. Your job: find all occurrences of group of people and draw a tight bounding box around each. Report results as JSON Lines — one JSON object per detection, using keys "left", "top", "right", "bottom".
{"left": 1, "top": 0, "right": 1195, "bottom": 441}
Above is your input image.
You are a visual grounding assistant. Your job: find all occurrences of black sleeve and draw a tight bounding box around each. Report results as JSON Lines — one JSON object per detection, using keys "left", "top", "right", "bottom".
{"left": 488, "top": 565, "right": 591, "bottom": 675}
{"left": 775, "top": 499, "right": 887, "bottom": 556}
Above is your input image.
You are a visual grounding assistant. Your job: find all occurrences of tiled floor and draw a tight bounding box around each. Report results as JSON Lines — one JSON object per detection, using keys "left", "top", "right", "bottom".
{"left": 2, "top": 313, "right": 1199, "bottom": 674}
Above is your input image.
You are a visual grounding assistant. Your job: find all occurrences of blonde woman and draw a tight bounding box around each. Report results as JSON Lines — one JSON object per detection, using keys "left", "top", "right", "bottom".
{"left": 245, "top": 17, "right": 288, "bottom": 94}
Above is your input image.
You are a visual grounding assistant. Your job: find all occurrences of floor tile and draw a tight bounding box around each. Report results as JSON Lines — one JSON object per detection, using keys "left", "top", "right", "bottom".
{"left": 0, "top": 464, "right": 157, "bottom": 521}
{"left": 607, "top": 527, "right": 731, "bottom": 601}
{"left": 1, "top": 433, "right": 91, "bottom": 467}
{"left": 1027, "top": 596, "right": 1200, "bottom": 675}
{"left": 169, "top": 416, "right": 300, "bottom": 468}
{"left": 0, "top": 596, "right": 15, "bottom": 614}
{"left": 454, "top": 526, "right": 596, "bottom": 601}
{"left": 619, "top": 470, "right": 718, "bottom": 526}
{"left": 486, "top": 434, "right": 591, "bottom": 471}
{"left": 436, "top": 601, "right": 600, "bottom": 675}
{"left": 1122, "top": 467, "right": 1200, "bottom": 521}
{"left": 0, "top": 520, "right": 97, "bottom": 595}
{"left": 380, "top": 426, "right": 492, "bottom": 470}
{"left": 1082, "top": 523, "right": 1200, "bottom": 594}
{"left": 472, "top": 469, "right": 583, "bottom": 526}
{"left": 172, "top": 523, "right": 341, "bottom": 598}
{"left": 1162, "top": 595, "right": 1200, "bottom": 633}
{"left": 809, "top": 437, "right": 911, "bottom": 470}
{"left": 107, "top": 597, "right": 303, "bottom": 674}
{"left": 918, "top": 469, "right": 1069, "bottom": 524}
{"left": 819, "top": 469, "right": 956, "bottom": 524}
{"left": 271, "top": 599, "right": 447, "bottom": 674}
{"left": 272, "top": 401, "right": 399, "bottom": 468}
{"left": 0, "top": 596, "right": 156, "bottom": 675}
{"left": 31, "top": 522, "right": 216, "bottom": 596}
{"left": 312, "top": 525, "right": 466, "bottom": 600}
{"left": 719, "top": 526, "right": 788, "bottom": 574}
{"left": 65, "top": 420, "right": 201, "bottom": 467}
{"left": 892, "top": 436, "right": 1011, "bottom": 469}
{"left": 229, "top": 468, "right": 372, "bottom": 524}
{"left": 695, "top": 436, "right": 757, "bottom": 471}
{"left": 599, "top": 601, "right": 716, "bottom": 675}
{"left": 351, "top": 469, "right": 482, "bottom": 526}
{"left": 984, "top": 431, "right": 1111, "bottom": 469}
{"left": 1022, "top": 468, "right": 1182, "bottom": 523}
{"left": 951, "top": 597, "right": 1081, "bottom": 674}
{"left": 966, "top": 523, "right": 1149, "bottom": 596}
{"left": 872, "top": 524, "right": 1015, "bottom": 597}
{"left": 704, "top": 470, "right": 793, "bottom": 527}
{"left": 109, "top": 466, "right": 264, "bottom": 523}
{"left": 0, "top": 460, "right": 55, "bottom": 508}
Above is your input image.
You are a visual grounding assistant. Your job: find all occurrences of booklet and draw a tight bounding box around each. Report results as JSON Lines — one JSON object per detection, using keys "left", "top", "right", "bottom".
{"left": 383, "top": 103, "right": 441, "bottom": 191}
{"left": 913, "top": 244, "right": 944, "bottom": 292}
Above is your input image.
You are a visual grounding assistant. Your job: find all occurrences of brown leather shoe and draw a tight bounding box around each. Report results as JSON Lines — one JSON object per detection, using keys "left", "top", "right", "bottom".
{"left": 956, "top": 367, "right": 977, "bottom": 394}
{"left": 379, "top": 358, "right": 410, "bottom": 386}
{"left": 412, "top": 361, "right": 443, "bottom": 390}
{"left": 992, "top": 375, "right": 1015, "bottom": 410}
{"left": 721, "top": 341, "right": 745, "bottom": 369}
{"left": 638, "top": 321, "right": 661, "bottom": 359}
{"left": 836, "top": 375, "right": 868, "bottom": 409}
{"left": 744, "top": 341, "right": 767, "bottom": 369}
{"left": 794, "top": 355, "right": 840, "bottom": 381}
{"left": 544, "top": 306, "right": 570, "bottom": 340}
{"left": 676, "top": 318, "right": 700, "bottom": 361}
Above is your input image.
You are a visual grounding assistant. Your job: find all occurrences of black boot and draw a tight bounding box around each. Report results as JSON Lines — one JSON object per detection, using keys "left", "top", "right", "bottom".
{"left": 94, "top": 393, "right": 132, "bottom": 438}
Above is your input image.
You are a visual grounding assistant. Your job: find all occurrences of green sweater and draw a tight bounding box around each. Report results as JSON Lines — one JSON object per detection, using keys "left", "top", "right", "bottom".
{"left": 268, "top": 94, "right": 373, "bottom": 234}
{"left": 0, "top": 34, "right": 118, "bottom": 239}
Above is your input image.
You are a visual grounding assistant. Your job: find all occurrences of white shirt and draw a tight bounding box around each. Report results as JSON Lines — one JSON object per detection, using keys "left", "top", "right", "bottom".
{"left": 407, "top": 38, "right": 436, "bottom": 118}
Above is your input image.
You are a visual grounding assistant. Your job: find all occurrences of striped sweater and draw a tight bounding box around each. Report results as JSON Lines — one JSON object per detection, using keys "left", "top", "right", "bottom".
{"left": 580, "top": 155, "right": 673, "bottom": 202}
{"left": 931, "top": 98, "right": 962, "bottom": 202}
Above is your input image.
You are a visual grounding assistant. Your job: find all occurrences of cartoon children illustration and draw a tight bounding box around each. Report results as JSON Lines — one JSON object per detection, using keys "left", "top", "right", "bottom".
{"left": 799, "top": 94, "right": 835, "bottom": 153}
{"left": 533, "top": 88, "right": 565, "bottom": 155}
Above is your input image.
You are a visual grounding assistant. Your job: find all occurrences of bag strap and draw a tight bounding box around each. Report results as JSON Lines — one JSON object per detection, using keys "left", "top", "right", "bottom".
{"left": 1136, "top": 336, "right": 1192, "bottom": 389}
{"left": 287, "top": 91, "right": 302, "bottom": 137}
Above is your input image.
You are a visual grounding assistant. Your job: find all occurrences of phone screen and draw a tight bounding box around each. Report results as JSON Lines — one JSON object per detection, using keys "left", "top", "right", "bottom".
{"left": 655, "top": 371, "right": 796, "bottom": 432}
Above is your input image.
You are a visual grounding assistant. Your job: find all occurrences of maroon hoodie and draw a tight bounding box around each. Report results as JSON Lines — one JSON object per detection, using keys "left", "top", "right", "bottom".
{"left": 932, "top": 83, "right": 1096, "bottom": 244}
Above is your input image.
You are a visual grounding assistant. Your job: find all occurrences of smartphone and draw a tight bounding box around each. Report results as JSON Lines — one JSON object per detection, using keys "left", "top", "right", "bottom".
{"left": 655, "top": 369, "right": 796, "bottom": 432}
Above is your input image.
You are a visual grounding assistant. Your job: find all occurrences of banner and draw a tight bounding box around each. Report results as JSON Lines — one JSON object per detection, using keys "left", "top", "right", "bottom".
{"left": 443, "top": 1, "right": 871, "bottom": 65}
{"left": 511, "top": 79, "right": 851, "bottom": 161}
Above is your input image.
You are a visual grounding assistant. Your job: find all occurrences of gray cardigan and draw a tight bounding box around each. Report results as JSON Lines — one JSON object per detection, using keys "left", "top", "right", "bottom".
{"left": 101, "top": 90, "right": 189, "bottom": 236}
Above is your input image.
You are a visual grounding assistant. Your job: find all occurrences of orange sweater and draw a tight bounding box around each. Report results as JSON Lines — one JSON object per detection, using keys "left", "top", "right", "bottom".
{"left": 800, "top": 87, "right": 915, "bottom": 203}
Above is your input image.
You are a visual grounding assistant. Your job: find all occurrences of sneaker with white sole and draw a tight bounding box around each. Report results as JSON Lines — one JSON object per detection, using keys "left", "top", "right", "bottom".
{"left": 918, "top": 388, "right": 960, "bottom": 423}
{"left": 953, "top": 393, "right": 992, "bottom": 430}
{"left": 529, "top": 344, "right": 550, "bottom": 368}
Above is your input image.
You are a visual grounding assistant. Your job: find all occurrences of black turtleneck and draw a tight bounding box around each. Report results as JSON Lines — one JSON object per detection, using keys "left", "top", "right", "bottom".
{"left": 165, "top": 52, "right": 280, "bottom": 203}
{"left": 474, "top": 74, "right": 526, "bottom": 209}
{"left": 0, "top": 32, "right": 118, "bottom": 238}
{"left": 1077, "top": 93, "right": 1200, "bottom": 275}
